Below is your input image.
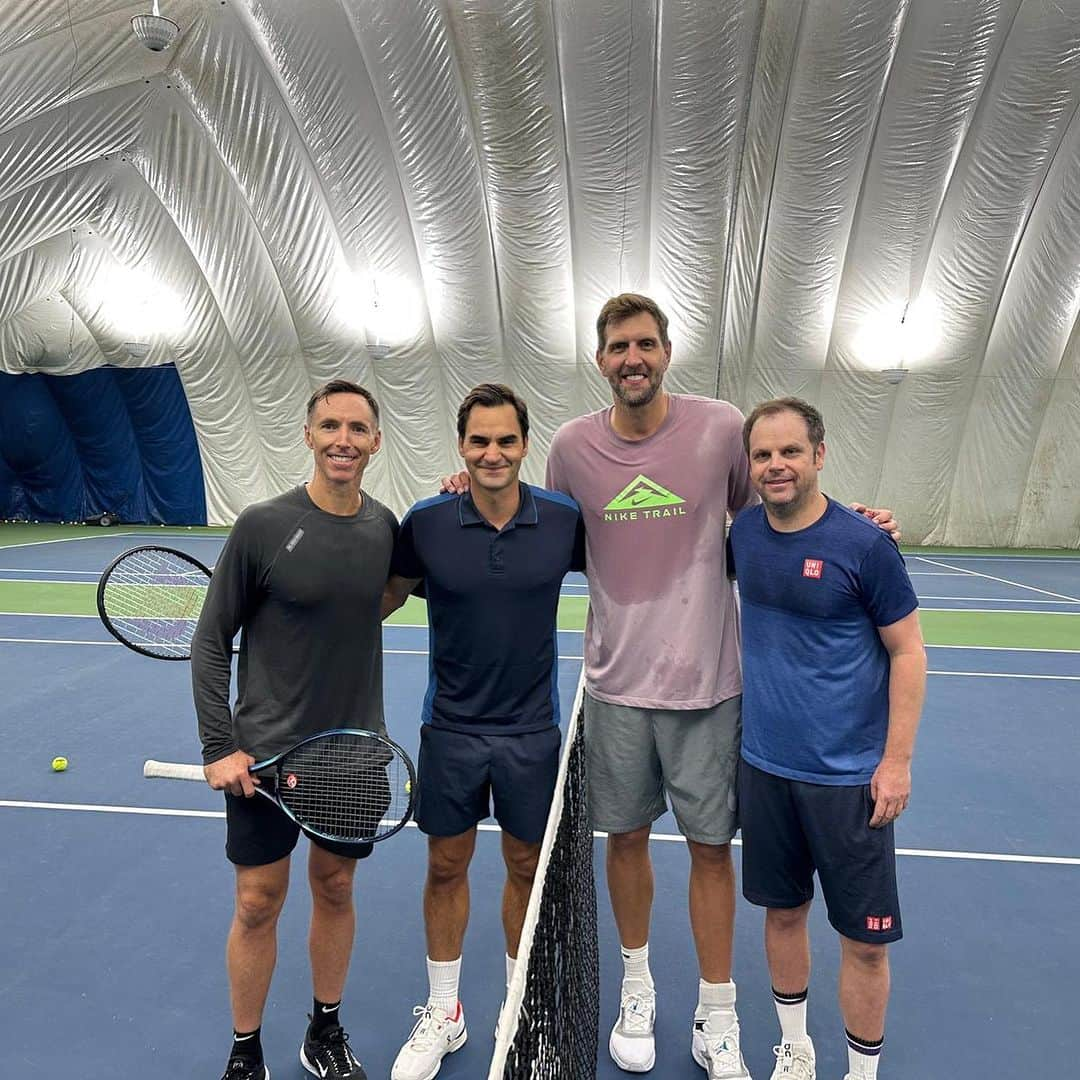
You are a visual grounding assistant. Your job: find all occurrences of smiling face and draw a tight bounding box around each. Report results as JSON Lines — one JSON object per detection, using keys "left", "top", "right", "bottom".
{"left": 304, "top": 392, "right": 381, "bottom": 493}
{"left": 596, "top": 311, "right": 672, "bottom": 409}
{"left": 747, "top": 407, "right": 826, "bottom": 520}
{"left": 458, "top": 402, "right": 527, "bottom": 496}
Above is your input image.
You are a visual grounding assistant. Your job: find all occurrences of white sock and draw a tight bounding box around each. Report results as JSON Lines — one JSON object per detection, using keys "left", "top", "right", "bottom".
{"left": 773, "top": 986, "right": 809, "bottom": 1045}
{"left": 696, "top": 979, "right": 737, "bottom": 1025}
{"left": 846, "top": 1030, "right": 883, "bottom": 1078}
{"left": 426, "top": 956, "right": 461, "bottom": 1013}
{"left": 505, "top": 953, "right": 516, "bottom": 991}
{"left": 620, "top": 943, "right": 653, "bottom": 987}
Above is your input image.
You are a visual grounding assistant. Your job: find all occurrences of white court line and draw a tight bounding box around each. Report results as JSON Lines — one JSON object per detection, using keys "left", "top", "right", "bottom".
{"left": 2, "top": 800, "right": 1077, "bottom": 866}
{"left": 0, "top": 639, "right": 587, "bottom": 662}
{"left": 919, "top": 607, "right": 1080, "bottom": 615}
{"left": 928, "top": 670, "right": 1080, "bottom": 681}
{"left": 907, "top": 554, "right": 1080, "bottom": 564}
{"left": 918, "top": 596, "right": 1080, "bottom": 605}
{"left": 4, "top": 637, "right": 1080, "bottom": 678}
{"left": 0, "top": 568, "right": 101, "bottom": 576}
{"left": 0, "top": 638, "right": 117, "bottom": 645}
{"left": 907, "top": 571, "right": 965, "bottom": 576}
{"left": 914, "top": 555, "right": 1080, "bottom": 603}
{"left": 926, "top": 643, "right": 1080, "bottom": 654}
{"left": 0, "top": 534, "right": 129, "bottom": 551}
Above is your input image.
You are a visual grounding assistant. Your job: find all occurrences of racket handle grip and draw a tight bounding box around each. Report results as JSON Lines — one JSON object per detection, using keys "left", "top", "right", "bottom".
{"left": 144, "top": 759, "right": 205, "bottom": 781}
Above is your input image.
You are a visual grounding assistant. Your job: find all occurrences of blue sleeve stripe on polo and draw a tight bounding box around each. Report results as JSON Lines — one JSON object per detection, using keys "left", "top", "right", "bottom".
{"left": 531, "top": 486, "right": 580, "bottom": 513}
{"left": 400, "top": 491, "right": 457, "bottom": 527}
{"left": 548, "top": 626, "right": 561, "bottom": 726}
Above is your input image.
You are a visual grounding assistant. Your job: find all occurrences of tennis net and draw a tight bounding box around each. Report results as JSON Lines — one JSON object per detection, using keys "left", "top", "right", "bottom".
{"left": 486, "top": 670, "right": 598, "bottom": 1079}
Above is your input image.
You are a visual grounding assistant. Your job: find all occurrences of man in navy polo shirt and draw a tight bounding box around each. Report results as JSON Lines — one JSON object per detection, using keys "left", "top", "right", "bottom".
{"left": 382, "top": 383, "right": 585, "bottom": 1080}
{"left": 730, "top": 397, "right": 926, "bottom": 1080}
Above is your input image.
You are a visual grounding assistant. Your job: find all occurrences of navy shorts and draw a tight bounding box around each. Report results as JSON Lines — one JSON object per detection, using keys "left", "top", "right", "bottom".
{"left": 224, "top": 791, "right": 374, "bottom": 866}
{"left": 739, "top": 760, "right": 902, "bottom": 944}
{"left": 416, "top": 724, "right": 561, "bottom": 844}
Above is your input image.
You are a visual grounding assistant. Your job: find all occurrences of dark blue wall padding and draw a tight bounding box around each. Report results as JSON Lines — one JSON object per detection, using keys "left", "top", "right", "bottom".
{"left": 112, "top": 366, "right": 206, "bottom": 524}
{"left": 0, "top": 365, "right": 206, "bottom": 524}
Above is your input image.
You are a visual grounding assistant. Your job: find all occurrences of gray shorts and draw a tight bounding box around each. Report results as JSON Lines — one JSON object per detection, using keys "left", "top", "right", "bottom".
{"left": 584, "top": 691, "right": 741, "bottom": 845}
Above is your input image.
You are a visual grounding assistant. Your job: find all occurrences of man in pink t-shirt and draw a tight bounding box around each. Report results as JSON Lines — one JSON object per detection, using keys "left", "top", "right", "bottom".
{"left": 546, "top": 294, "right": 897, "bottom": 1079}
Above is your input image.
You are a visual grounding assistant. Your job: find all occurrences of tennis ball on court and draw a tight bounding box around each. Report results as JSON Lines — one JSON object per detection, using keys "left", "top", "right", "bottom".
{"left": 405, "top": 780, "right": 412, "bottom": 794}
{"left": 51, "top": 756, "right": 68, "bottom": 772}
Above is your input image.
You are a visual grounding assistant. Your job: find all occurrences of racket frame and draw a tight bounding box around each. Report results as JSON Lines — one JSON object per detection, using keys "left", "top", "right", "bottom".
{"left": 97, "top": 544, "right": 214, "bottom": 661}
{"left": 145, "top": 727, "right": 417, "bottom": 845}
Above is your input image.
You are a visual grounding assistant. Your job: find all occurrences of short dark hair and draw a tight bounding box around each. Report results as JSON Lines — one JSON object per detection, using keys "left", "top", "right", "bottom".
{"left": 456, "top": 383, "right": 529, "bottom": 441}
{"left": 306, "top": 379, "right": 380, "bottom": 425}
{"left": 742, "top": 397, "right": 825, "bottom": 453}
{"left": 596, "top": 293, "right": 670, "bottom": 350}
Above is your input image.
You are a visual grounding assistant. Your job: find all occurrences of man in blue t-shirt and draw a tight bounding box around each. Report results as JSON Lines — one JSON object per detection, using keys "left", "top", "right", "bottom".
{"left": 729, "top": 397, "right": 926, "bottom": 1080}
{"left": 381, "top": 384, "right": 585, "bottom": 1080}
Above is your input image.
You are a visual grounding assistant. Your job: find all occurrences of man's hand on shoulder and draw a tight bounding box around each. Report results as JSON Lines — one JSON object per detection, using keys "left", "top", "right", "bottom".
{"left": 439, "top": 471, "right": 470, "bottom": 495}
{"left": 850, "top": 503, "right": 901, "bottom": 542}
{"left": 204, "top": 750, "right": 258, "bottom": 797}
{"left": 868, "top": 756, "right": 910, "bottom": 828}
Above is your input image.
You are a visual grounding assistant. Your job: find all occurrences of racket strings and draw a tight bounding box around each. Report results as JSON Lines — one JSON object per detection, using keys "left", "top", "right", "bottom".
{"left": 277, "top": 733, "right": 411, "bottom": 842}
{"left": 101, "top": 548, "right": 209, "bottom": 658}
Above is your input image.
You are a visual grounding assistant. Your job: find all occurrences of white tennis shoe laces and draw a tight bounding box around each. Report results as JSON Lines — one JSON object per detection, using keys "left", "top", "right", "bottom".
{"left": 691, "top": 1009, "right": 752, "bottom": 1079}
{"left": 609, "top": 977, "right": 657, "bottom": 1072}
{"left": 390, "top": 1002, "right": 467, "bottom": 1080}
{"left": 770, "top": 1040, "right": 816, "bottom": 1079}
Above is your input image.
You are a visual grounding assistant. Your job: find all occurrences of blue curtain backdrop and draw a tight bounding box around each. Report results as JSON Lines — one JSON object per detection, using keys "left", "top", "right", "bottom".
{"left": 0, "top": 365, "right": 206, "bottom": 524}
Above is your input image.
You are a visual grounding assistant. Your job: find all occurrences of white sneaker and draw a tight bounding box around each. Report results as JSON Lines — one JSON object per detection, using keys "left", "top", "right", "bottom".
{"left": 691, "top": 1011, "right": 751, "bottom": 1079}
{"left": 608, "top": 978, "right": 656, "bottom": 1072}
{"left": 390, "top": 1003, "right": 467, "bottom": 1080}
{"left": 770, "top": 1040, "right": 815, "bottom": 1079}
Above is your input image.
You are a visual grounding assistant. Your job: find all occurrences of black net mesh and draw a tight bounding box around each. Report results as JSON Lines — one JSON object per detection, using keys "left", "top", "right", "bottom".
{"left": 487, "top": 697, "right": 598, "bottom": 1078}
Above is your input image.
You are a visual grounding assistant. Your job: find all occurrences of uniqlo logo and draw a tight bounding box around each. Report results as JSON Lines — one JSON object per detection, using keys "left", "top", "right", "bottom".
{"left": 882, "top": 915, "right": 894, "bottom": 930}
{"left": 866, "top": 916, "right": 881, "bottom": 931}
{"left": 803, "top": 558, "right": 823, "bottom": 579}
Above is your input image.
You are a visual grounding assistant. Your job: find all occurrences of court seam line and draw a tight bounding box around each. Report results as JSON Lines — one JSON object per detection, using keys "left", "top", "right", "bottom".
{"left": 916, "top": 595, "right": 1079, "bottom": 605}
{"left": 3, "top": 800, "right": 1077, "bottom": 867}
{"left": 4, "top": 637, "right": 1080, "bottom": 674}
{"left": 913, "top": 555, "right": 1080, "bottom": 603}
{"left": 905, "top": 554, "right": 1080, "bottom": 564}
{"left": 1, "top": 619, "right": 1076, "bottom": 654}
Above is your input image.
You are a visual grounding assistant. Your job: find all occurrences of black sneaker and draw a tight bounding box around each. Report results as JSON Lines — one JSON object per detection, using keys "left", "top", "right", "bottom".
{"left": 220, "top": 1055, "right": 269, "bottom": 1080}
{"left": 300, "top": 1022, "right": 367, "bottom": 1079}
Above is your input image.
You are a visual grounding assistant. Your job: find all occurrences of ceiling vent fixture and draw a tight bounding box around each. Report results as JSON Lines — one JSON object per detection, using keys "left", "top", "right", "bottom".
{"left": 131, "top": 1, "right": 180, "bottom": 52}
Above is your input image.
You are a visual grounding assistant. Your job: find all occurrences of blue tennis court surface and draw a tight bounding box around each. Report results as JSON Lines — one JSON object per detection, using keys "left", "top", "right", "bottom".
{"left": 1, "top": 535, "right": 1077, "bottom": 1077}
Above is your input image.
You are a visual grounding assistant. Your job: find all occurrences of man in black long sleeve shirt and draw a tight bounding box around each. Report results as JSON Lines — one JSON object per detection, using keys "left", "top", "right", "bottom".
{"left": 191, "top": 380, "right": 397, "bottom": 1080}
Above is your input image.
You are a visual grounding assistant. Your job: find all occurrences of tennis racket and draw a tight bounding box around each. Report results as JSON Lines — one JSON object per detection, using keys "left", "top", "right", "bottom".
{"left": 144, "top": 728, "right": 416, "bottom": 845}
{"left": 97, "top": 545, "right": 227, "bottom": 660}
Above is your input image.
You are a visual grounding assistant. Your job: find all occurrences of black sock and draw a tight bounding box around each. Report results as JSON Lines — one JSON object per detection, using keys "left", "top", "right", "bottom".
{"left": 309, "top": 997, "right": 342, "bottom": 1037}
{"left": 230, "top": 1027, "right": 263, "bottom": 1063}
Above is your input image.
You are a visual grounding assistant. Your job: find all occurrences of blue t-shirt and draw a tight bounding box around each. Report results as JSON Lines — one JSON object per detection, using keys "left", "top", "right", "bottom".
{"left": 730, "top": 498, "right": 918, "bottom": 785}
{"left": 391, "top": 483, "right": 585, "bottom": 734}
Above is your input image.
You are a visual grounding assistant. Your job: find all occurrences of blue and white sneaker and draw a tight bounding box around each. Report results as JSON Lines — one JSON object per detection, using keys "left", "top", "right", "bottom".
{"left": 691, "top": 1010, "right": 751, "bottom": 1078}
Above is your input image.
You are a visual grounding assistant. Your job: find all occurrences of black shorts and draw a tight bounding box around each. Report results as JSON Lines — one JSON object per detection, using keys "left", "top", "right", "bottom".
{"left": 416, "top": 724, "right": 561, "bottom": 844}
{"left": 224, "top": 791, "right": 374, "bottom": 866}
{"left": 739, "top": 760, "right": 902, "bottom": 944}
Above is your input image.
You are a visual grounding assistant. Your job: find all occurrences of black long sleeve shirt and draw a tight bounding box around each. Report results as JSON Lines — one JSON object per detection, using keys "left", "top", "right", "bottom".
{"left": 191, "top": 485, "right": 398, "bottom": 765}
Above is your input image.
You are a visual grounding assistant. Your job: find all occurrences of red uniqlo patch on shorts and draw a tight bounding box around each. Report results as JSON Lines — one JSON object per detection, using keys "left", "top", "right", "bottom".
{"left": 882, "top": 915, "right": 894, "bottom": 930}
{"left": 866, "top": 916, "right": 881, "bottom": 931}
{"left": 803, "top": 558, "right": 823, "bottom": 579}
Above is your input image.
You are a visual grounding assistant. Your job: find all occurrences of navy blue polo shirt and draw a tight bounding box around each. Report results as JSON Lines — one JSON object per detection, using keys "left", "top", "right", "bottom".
{"left": 391, "top": 483, "right": 585, "bottom": 734}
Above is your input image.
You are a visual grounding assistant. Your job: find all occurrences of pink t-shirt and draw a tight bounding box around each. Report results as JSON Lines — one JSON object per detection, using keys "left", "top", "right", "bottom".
{"left": 546, "top": 394, "right": 755, "bottom": 710}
